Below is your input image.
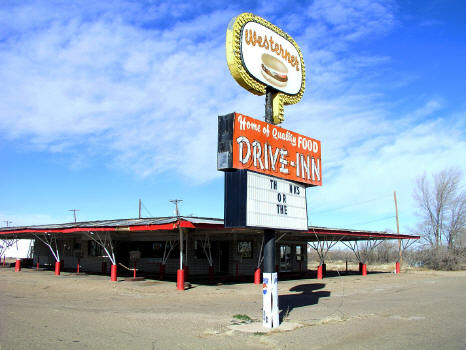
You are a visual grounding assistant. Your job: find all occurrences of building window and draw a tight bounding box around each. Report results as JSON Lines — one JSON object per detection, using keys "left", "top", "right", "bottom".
{"left": 237, "top": 241, "right": 253, "bottom": 259}
{"left": 88, "top": 241, "right": 103, "bottom": 257}
{"left": 296, "top": 245, "right": 303, "bottom": 261}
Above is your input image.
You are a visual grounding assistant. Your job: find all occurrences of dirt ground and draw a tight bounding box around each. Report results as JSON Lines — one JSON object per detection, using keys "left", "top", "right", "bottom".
{"left": 1, "top": 265, "right": 465, "bottom": 350}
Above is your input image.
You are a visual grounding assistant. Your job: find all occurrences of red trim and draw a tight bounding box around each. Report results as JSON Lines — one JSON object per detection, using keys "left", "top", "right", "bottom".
{"left": 0, "top": 227, "right": 115, "bottom": 235}
{"left": 128, "top": 220, "right": 225, "bottom": 231}
{"left": 129, "top": 223, "right": 177, "bottom": 231}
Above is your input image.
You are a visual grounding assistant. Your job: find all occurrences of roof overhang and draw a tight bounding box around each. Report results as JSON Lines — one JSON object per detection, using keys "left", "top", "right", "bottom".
{"left": 0, "top": 216, "right": 420, "bottom": 242}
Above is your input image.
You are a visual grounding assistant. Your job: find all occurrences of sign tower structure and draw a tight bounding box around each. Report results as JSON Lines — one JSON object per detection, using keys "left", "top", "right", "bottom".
{"left": 220, "top": 13, "right": 322, "bottom": 328}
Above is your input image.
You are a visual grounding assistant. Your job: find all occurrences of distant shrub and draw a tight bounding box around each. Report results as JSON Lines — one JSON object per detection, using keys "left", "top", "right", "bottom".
{"left": 406, "top": 247, "right": 466, "bottom": 271}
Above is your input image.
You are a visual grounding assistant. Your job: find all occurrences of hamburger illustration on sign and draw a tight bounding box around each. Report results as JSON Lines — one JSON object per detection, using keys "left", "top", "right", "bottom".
{"left": 261, "top": 53, "right": 288, "bottom": 88}
{"left": 226, "top": 13, "right": 305, "bottom": 124}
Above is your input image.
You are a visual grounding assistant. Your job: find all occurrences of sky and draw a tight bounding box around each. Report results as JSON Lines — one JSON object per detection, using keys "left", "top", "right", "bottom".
{"left": 1, "top": 0, "right": 465, "bottom": 237}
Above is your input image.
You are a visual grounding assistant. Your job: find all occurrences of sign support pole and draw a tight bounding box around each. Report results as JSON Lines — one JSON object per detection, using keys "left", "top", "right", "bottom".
{"left": 262, "top": 87, "right": 279, "bottom": 328}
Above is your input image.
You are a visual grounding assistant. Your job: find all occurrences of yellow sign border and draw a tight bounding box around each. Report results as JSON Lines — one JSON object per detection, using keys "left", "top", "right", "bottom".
{"left": 226, "top": 13, "right": 306, "bottom": 124}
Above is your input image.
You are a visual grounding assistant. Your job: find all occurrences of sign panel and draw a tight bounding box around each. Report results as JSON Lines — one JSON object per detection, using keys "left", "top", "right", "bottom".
{"left": 226, "top": 13, "right": 306, "bottom": 124}
{"left": 218, "top": 113, "right": 322, "bottom": 187}
{"left": 247, "top": 171, "right": 307, "bottom": 230}
{"left": 224, "top": 169, "right": 308, "bottom": 231}
{"left": 241, "top": 21, "right": 302, "bottom": 96}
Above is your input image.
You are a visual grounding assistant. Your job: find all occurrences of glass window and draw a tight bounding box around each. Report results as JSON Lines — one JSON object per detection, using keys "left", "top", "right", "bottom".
{"left": 296, "top": 245, "right": 303, "bottom": 261}
{"left": 88, "top": 241, "right": 103, "bottom": 257}
{"left": 237, "top": 241, "right": 253, "bottom": 259}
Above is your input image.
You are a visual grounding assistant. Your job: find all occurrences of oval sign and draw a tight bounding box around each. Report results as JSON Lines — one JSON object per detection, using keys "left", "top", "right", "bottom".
{"left": 226, "top": 13, "right": 306, "bottom": 124}
{"left": 241, "top": 21, "right": 302, "bottom": 95}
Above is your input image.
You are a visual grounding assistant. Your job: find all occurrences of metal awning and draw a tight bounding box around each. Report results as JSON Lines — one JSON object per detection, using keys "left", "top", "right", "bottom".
{"left": 0, "top": 216, "right": 419, "bottom": 242}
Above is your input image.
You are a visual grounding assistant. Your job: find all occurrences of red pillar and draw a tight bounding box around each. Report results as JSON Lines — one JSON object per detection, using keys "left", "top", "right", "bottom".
{"left": 317, "top": 265, "right": 323, "bottom": 280}
{"left": 362, "top": 263, "right": 367, "bottom": 276}
{"left": 254, "top": 268, "right": 261, "bottom": 284}
{"left": 36, "top": 257, "right": 40, "bottom": 270}
{"left": 54, "top": 261, "right": 61, "bottom": 276}
{"left": 177, "top": 269, "right": 185, "bottom": 290}
{"left": 15, "top": 259, "right": 21, "bottom": 272}
{"left": 395, "top": 261, "right": 400, "bottom": 273}
{"left": 159, "top": 264, "right": 165, "bottom": 280}
{"left": 77, "top": 258, "right": 80, "bottom": 274}
{"left": 208, "top": 266, "right": 214, "bottom": 281}
{"left": 110, "top": 264, "right": 117, "bottom": 282}
{"left": 133, "top": 261, "right": 137, "bottom": 279}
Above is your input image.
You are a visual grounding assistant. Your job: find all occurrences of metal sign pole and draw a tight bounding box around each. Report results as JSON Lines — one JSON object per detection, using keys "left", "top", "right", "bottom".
{"left": 262, "top": 87, "right": 279, "bottom": 328}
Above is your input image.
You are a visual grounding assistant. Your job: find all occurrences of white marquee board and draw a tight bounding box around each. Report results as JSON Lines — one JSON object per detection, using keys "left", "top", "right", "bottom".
{"left": 245, "top": 171, "right": 307, "bottom": 230}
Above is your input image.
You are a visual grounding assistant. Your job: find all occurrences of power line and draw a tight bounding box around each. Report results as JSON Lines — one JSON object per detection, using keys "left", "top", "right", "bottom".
{"left": 141, "top": 201, "right": 153, "bottom": 218}
{"left": 342, "top": 215, "right": 396, "bottom": 228}
{"left": 310, "top": 194, "right": 392, "bottom": 215}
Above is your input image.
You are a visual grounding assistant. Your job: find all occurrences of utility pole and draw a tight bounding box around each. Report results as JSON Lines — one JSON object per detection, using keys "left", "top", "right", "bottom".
{"left": 138, "top": 199, "right": 142, "bottom": 219}
{"left": 2, "top": 220, "right": 12, "bottom": 227}
{"left": 394, "top": 191, "right": 402, "bottom": 267}
{"left": 68, "top": 209, "right": 80, "bottom": 223}
{"left": 170, "top": 199, "right": 183, "bottom": 269}
{"left": 170, "top": 199, "right": 185, "bottom": 291}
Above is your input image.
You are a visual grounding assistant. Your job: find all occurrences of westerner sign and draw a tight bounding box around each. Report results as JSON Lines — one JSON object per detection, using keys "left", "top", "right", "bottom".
{"left": 218, "top": 113, "right": 321, "bottom": 187}
{"left": 226, "top": 13, "right": 305, "bottom": 124}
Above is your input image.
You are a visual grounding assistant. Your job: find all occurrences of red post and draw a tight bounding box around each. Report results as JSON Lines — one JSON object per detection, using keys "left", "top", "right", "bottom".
{"left": 177, "top": 269, "right": 185, "bottom": 290}
{"left": 54, "top": 261, "right": 61, "bottom": 275}
{"left": 133, "top": 261, "right": 137, "bottom": 279}
{"left": 159, "top": 263, "right": 165, "bottom": 280}
{"left": 395, "top": 261, "right": 400, "bottom": 274}
{"left": 101, "top": 261, "right": 107, "bottom": 274}
{"left": 36, "top": 257, "right": 40, "bottom": 270}
{"left": 208, "top": 266, "right": 214, "bottom": 281}
{"left": 254, "top": 268, "right": 261, "bottom": 284}
{"left": 15, "top": 259, "right": 21, "bottom": 272}
{"left": 110, "top": 264, "right": 117, "bottom": 282}
{"left": 77, "top": 258, "right": 80, "bottom": 274}
{"left": 362, "top": 264, "right": 367, "bottom": 276}
{"left": 317, "top": 265, "right": 323, "bottom": 280}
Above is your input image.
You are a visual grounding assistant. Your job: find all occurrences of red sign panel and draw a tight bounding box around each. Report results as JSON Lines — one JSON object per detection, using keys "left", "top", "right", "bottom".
{"left": 226, "top": 113, "right": 321, "bottom": 186}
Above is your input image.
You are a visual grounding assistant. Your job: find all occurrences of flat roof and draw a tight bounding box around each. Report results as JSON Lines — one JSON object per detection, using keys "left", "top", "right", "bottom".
{"left": 0, "top": 216, "right": 419, "bottom": 242}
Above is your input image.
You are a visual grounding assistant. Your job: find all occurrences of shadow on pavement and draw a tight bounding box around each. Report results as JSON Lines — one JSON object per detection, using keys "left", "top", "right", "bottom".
{"left": 279, "top": 283, "right": 330, "bottom": 321}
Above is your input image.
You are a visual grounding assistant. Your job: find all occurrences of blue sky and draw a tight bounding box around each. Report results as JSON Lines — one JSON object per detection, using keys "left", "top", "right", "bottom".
{"left": 1, "top": 0, "right": 465, "bottom": 235}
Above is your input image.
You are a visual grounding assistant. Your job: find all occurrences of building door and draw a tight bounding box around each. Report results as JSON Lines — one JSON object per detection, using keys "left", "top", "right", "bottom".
{"left": 280, "top": 245, "right": 292, "bottom": 272}
{"left": 218, "top": 242, "right": 229, "bottom": 274}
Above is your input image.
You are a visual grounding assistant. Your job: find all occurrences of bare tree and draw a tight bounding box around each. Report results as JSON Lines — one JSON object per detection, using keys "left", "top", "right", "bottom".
{"left": 413, "top": 168, "right": 465, "bottom": 250}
